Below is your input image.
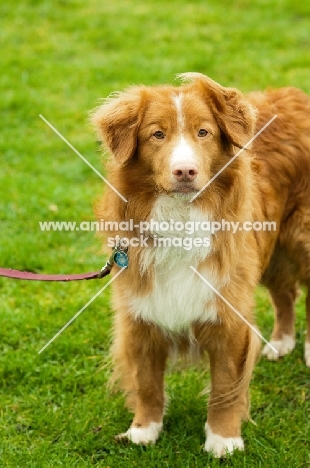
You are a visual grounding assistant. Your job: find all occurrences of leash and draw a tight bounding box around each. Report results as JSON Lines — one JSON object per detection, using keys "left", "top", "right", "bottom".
{"left": 0, "top": 240, "right": 129, "bottom": 282}
{"left": 0, "top": 267, "right": 110, "bottom": 282}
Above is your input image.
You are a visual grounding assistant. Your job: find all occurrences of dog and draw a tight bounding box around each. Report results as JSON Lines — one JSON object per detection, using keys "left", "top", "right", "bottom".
{"left": 91, "top": 73, "right": 310, "bottom": 457}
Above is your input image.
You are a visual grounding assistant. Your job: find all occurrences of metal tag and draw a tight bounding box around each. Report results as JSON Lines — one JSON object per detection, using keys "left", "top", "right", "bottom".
{"left": 113, "top": 250, "right": 129, "bottom": 268}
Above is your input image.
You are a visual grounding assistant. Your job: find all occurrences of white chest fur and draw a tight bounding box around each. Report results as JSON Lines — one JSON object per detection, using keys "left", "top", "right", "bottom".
{"left": 130, "top": 195, "right": 220, "bottom": 333}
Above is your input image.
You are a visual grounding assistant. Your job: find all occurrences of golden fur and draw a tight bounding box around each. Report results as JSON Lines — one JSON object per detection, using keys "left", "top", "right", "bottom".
{"left": 91, "top": 73, "right": 310, "bottom": 456}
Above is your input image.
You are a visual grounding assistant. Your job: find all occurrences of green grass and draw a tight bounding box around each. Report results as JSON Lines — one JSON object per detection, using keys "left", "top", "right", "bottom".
{"left": 1, "top": 0, "right": 310, "bottom": 466}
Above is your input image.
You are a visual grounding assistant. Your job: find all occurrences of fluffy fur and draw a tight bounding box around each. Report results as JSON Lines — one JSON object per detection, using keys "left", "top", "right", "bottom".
{"left": 91, "top": 73, "right": 310, "bottom": 457}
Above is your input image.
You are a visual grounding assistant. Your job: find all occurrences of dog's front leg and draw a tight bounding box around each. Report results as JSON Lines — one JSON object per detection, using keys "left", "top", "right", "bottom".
{"left": 113, "top": 313, "right": 168, "bottom": 444}
{"left": 204, "top": 322, "right": 260, "bottom": 457}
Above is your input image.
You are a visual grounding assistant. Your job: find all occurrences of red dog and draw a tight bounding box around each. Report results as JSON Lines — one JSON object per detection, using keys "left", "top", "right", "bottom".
{"left": 91, "top": 73, "right": 310, "bottom": 457}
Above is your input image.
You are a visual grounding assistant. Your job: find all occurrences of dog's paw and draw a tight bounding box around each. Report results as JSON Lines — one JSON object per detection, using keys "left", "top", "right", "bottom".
{"left": 204, "top": 423, "right": 244, "bottom": 458}
{"left": 115, "top": 422, "right": 163, "bottom": 445}
{"left": 305, "top": 342, "right": 310, "bottom": 367}
{"left": 262, "top": 334, "right": 295, "bottom": 360}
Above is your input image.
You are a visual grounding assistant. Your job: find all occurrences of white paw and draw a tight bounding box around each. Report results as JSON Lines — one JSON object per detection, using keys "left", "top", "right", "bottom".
{"left": 116, "top": 421, "right": 163, "bottom": 445}
{"left": 204, "top": 423, "right": 244, "bottom": 458}
{"left": 262, "top": 335, "right": 295, "bottom": 360}
{"left": 305, "top": 342, "right": 310, "bottom": 367}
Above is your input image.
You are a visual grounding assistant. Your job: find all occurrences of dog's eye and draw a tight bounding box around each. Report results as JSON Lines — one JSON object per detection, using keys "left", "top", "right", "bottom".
{"left": 153, "top": 131, "right": 165, "bottom": 139}
{"left": 198, "top": 129, "right": 209, "bottom": 137}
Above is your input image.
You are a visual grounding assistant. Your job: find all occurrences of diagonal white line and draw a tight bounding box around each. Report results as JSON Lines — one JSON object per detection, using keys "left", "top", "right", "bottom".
{"left": 38, "top": 267, "right": 126, "bottom": 354}
{"left": 190, "top": 115, "right": 277, "bottom": 202}
{"left": 39, "top": 114, "right": 128, "bottom": 203}
{"left": 190, "top": 266, "right": 278, "bottom": 354}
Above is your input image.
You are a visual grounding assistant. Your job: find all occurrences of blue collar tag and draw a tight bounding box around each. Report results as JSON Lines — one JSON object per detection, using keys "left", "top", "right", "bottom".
{"left": 113, "top": 249, "right": 129, "bottom": 268}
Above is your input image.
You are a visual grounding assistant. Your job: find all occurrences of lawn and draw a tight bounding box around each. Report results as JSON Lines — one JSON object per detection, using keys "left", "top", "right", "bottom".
{"left": 0, "top": 0, "right": 310, "bottom": 466}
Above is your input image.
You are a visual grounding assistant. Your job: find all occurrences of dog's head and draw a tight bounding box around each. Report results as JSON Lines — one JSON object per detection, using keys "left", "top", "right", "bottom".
{"left": 91, "top": 73, "right": 256, "bottom": 198}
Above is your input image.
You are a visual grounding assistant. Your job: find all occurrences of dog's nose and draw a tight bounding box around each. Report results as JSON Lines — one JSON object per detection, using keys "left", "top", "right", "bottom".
{"left": 172, "top": 163, "right": 198, "bottom": 182}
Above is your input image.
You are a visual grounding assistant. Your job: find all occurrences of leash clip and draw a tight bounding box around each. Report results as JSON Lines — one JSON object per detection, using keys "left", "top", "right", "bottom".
{"left": 98, "top": 238, "right": 129, "bottom": 278}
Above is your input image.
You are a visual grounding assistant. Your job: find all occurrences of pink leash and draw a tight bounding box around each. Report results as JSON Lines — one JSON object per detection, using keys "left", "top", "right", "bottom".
{"left": 0, "top": 266, "right": 111, "bottom": 282}
{"left": 0, "top": 239, "right": 128, "bottom": 282}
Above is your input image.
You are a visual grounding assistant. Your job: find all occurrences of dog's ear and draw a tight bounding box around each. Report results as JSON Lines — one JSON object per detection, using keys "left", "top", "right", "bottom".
{"left": 91, "top": 87, "right": 144, "bottom": 164}
{"left": 179, "top": 73, "right": 257, "bottom": 149}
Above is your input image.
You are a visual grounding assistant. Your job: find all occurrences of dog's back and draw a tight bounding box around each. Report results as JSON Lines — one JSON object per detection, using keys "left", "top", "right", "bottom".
{"left": 249, "top": 87, "right": 310, "bottom": 363}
